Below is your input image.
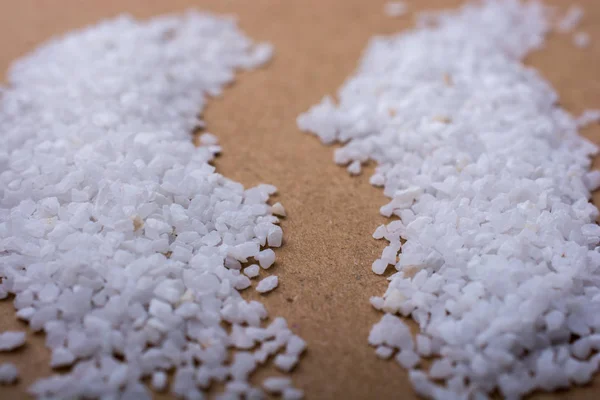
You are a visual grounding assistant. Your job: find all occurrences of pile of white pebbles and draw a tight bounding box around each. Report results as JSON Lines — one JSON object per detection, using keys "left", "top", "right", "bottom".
{"left": 299, "top": 1, "right": 600, "bottom": 398}
{"left": 0, "top": 12, "right": 304, "bottom": 399}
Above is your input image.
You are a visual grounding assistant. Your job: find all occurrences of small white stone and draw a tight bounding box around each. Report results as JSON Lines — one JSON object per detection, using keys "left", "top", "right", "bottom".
{"left": 271, "top": 202, "right": 287, "bottom": 217}
{"left": 0, "top": 331, "right": 26, "bottom": 351}
{"left": 263, "top": 376, "right": 292, "bottom": 393}
{"left": 256, "top": 249, "right": 276, "bottom": 269}
{"left": 151, "top": 371, "right": 168, "bottom": 392}
{"left": 396, "top": 349, "right": 420, "bottom": 369}
{"left": 286, "top": 335, "right": 307, "bottom": 355}
{"left": 0, "top": 363, "right": 18, "bottom": 384}
{"left": 244, "top": 264, "right": 260, "bottom": 278}
{"left": 573, "top": 31, "right": 590, "bottom": 48}
{"left": 198, "top": 132, "right": 218, "bottom": 145}
{"left": 267, "top": 226, "right": 283, "bottom": 247}
{"left": 369, "top": 296, "right": 384, "bottom": 310}
{"left": 256, "top": 276, "right": 279, "bottom": 294}
{"left": 347, "top": 160, "right": 361, "bottom": 175}
{"left": 50, "top": 347, "right": 76, "bottom": 368}
{"left": 283, "top": 387, "right": 304, "bottom": 400}
{"left": 234, "top": 275, "right": 252, "bottom": 290}
{"left": 382, "top": 289, "right": 404, "bottom": 313}
{"left": 274, "top": 354, "right": 298, "bottom": 372}
{"left": 416, "top": 334, "right": 432, "bottom": 357}
{"left": 15, "top": 307, "right": 35, "bottom": 321}
{"left": 375, "top": 345, "right": 394, "bottom": 359}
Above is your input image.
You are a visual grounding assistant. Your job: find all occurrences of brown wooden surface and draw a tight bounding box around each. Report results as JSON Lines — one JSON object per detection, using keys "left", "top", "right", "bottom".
{"left": 0, "top": 1, "right": 599, "bottom": 398}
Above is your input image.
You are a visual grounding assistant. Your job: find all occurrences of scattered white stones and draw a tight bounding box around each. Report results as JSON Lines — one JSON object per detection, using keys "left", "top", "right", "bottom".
{"left": 0, "top": 331, "right": 26, "bottom": 351}
{"left": 299, "top": 0, "right": 600, "bottom": 398}
{"left": 0, "top": 11, "right": 302, "bottom": 399}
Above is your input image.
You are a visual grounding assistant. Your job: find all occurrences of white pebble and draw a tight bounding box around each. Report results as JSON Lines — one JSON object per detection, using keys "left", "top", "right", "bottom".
{"left": 0, "top": 331, "right": 26, "bottom": 351}
{"left": 274, "top": 354, "right": 299, "bottom": 372}
{"left": 199, "top": 132, "right": 219, "bottom": 145}
{"left": 50, "top": 347, "right": 76, "bottom": 368}
{"left": 271, "top": 202, "right": 287, "bottom": 217}
{"left": 299, "top": 1, "right": 598, "bottom": 397}
{"left": 371, "top": 259, "right": 388, "bottom": 275}
{"left": 369, "top": 296, "right": 384, "bottom": 310}
{"left": 573, "top": 31, "right": 590, "bottom": 48}
{"left": 416, "top": 334, "right": 432, "bottom": 357}
{"left": 0, "top": 363, "right": 18, "bottom": 384}
{"left": 262, "top": 377, "right": 292, "bottom": 393}
{"left": 151, "top": 371, "right": 168, "bottom": 392}
{"left": 256, "top": 276, "right": 279, "bottom": 294}
{"left": 244, "top": 264, "right": 261, "bottom": 278}
{"left": 347, "top": 160, "right": 362, "bottom": 175}
{"left": 256, "top": 249, "right": 276, "bottom": 269}
{"left": 395, "top": 349, "right": 420, "bottom": 369}
{"left": 584, "top": 170, "right": 600, "bottom": 191}
{"left": 375, "top": 345, "right": 394, "bottom": 359}
{"left": 0, "top": 10, "right": 303, "bottom": 399}
{"left": 384, "top": 1, "right": 407, "bottom": 18}
{"left": 282, "top": 387, "right": 304, "bottom": 400}
{"left": 286, "top": 335, "right": 307, "bottom": 355}
{"left": 557, "top": 5, "right": 584, "bottom": 33}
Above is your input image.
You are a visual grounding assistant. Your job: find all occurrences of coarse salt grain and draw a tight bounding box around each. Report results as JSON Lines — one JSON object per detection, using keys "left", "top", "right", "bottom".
{"left": 274, "top": 353, "right": 299, "bottom": 372}
{"left": 557, "top": 5, "right": 584, "bottom": 33}
{"left": 347, "top": 160, "right": 362, "bottom": 175}
{"left": 372, "top": 258, "right": 389, "bottom": 275}
{"left": 50, "top": 347, "right": 76, "bottom": 368}
{"left": 244, "top": 264, "right": 261, "bottom": 278}
{"left": 585, "top": 170, "right": 600, "bottom": 192}
{"left": 0, "top": 331, "right": 26, "bottom": 351}
{"left": 369, "top": 296, "right": 384, "bottom": 310}
{"left": 257, "top": 249, "right": 276, "bottom": 269}
{"left": 0, "top": 11, "right": 304, "bottom": 399}
{"left": 384, "top": 1, "right": 408, "bottom": 18}
{"left": 271, "top": 202, "right": 287, "bottom": 217}
{"left": 0, "top": 363, "right": 18, "bottom": 385}
{"left": 263, "top": 376, "right": 292, "bottom": 393}
{"left": 573, "top": 31, "right": 591, "bottom": 48}
{"left": 577, "top": 109, "right": 600, "bottom": 128}
{"left": 285, "top": 335, "right": 307, "bottom": 355}
{"left": 282, "top": 387, "right": 305, "bottom": 400}
{"left": 256, "top": 276, "right": 279, "bottom": 294}
{"left": 396, "top": 349, "right": 420, "bottom": 369}
{"left": 375, "top": 345, "right": 395, "bottom": 359}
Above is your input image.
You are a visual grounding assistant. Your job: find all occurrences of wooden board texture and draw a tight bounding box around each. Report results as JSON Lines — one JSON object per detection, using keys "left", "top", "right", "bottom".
{"left": 0, "top": 0, "right": 599, "bottom": 398}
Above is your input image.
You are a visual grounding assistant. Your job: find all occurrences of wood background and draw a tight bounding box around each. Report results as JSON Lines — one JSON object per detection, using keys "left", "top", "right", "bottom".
{"left": 0, "top": 0, "right": 599, "bottom": 398}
